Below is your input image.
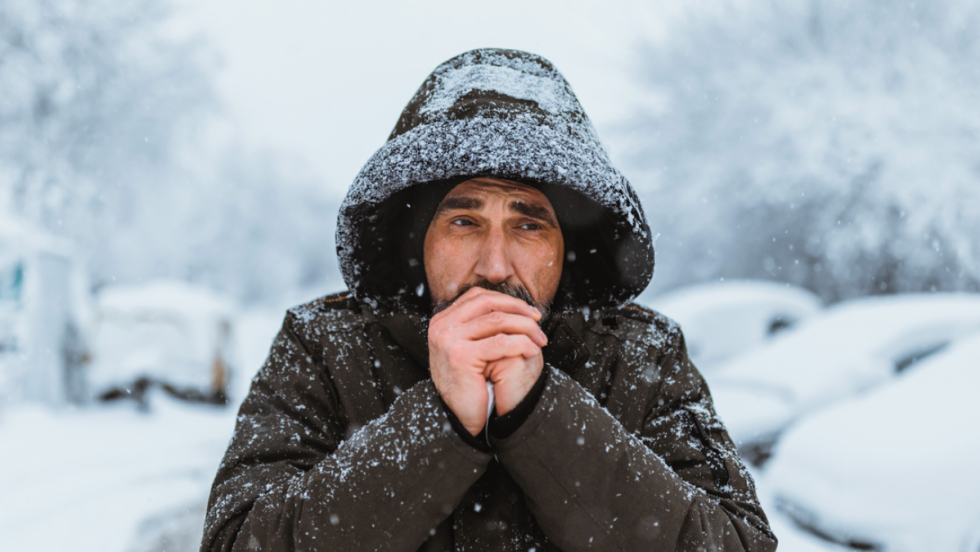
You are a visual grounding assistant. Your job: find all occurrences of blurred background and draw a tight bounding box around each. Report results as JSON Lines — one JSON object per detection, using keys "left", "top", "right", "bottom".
{"left": 2, "top": 0, "right": 979, "bottom": 550}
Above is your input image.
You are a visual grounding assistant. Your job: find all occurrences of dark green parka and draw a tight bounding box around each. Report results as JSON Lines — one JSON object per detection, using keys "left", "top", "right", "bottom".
{"left": 201, "top": 49, "right": 777, "bottom": 552}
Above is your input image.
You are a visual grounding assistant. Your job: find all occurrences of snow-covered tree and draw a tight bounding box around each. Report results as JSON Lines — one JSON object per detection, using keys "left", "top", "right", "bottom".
{"left": 0, "top": 0, "right": 213, "bottom": 230}
{"left": 0, "top": 0, "right": 337, "bottom": 303}
{"left": 624, "top": 0, "right": 980, "bottom": 302}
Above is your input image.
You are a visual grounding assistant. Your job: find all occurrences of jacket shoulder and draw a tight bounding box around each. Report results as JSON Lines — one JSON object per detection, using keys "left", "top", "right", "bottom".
{"left": 285, "top": 290, "right": 366, "bottom": 334}
{"left": 611, "top": 302, "right": 676, "bottom": 329}
{"left": 599, "top": 302, "right": 683, "bottom": 351}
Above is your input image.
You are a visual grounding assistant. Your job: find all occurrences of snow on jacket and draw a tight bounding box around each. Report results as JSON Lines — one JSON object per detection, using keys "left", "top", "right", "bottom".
{"left": 201, "top": 49, "right": 777, "bottom": 552}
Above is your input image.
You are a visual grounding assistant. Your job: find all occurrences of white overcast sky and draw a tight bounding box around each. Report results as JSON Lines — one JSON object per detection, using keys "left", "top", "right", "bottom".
{"left": 172, "top": 0, "right": 678, "bottom": 197}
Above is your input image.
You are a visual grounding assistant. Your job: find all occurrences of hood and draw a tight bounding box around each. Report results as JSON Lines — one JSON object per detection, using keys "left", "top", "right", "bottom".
{"left": 337, "top": 48, "right": 654, "bottom": 314}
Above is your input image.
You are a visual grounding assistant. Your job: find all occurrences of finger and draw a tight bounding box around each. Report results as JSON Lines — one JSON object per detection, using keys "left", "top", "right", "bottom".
{"left": 483, "top": 356, "right": 523, "bottom": 380}
{"left": 485, "top": 356, "right": 543, "bottom": 392}
{"left": 429, "top": 286, "right": 494, "bottom": 332}
{"left": 430, "top": 286, "right": 487, "bottom": 324}
{"left": 471, "top": 333, "right": 540, "bottom": 362}
{"left": 446, "top": 290, "right": 541, "bottom": 324}
{"left": 461, "top": 311, "right": 547, "bottom": 347}
{"left": 439, "top": 285, "right": 494, "bottom": 310}
{"left": 429, "top": 293, "right": 536, "bottom": 355}
{"left": 447, "top": 286, "right": 506, "bottom": 311}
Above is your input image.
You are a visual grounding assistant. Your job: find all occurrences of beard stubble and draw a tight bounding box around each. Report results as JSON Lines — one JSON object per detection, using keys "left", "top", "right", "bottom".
{"left": 432, "top": 279, "right": 551, "bottom": 322}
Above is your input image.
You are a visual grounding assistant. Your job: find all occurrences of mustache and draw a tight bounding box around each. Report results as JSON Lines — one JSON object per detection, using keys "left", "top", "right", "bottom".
{"left": 432, "top": 279, "right": 550, "bottom": 320}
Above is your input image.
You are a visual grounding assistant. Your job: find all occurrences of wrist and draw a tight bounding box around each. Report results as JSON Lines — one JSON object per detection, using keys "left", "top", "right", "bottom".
{"left": 490, "top": 368, "right": 548, "bottom": 439}
{"left": 438, "top": 394, "right": 492, "bottom": 452}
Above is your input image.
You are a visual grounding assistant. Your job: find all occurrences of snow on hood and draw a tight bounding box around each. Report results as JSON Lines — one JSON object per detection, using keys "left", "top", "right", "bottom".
{"left": 336, "top": 48, "right": 654, "bottom": 314}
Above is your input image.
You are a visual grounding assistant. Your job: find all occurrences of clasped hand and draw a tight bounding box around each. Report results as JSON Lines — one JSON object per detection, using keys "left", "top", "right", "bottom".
{"left": 428, "top": 287, "right": 547, "bottom": 436}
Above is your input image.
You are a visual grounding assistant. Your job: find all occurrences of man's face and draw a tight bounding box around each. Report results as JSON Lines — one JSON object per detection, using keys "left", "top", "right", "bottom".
{"left": 424, "top": 177, "right": 564, "bottom": 312}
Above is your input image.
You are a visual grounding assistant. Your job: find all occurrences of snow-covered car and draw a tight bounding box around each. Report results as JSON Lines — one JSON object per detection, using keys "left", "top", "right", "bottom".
{"left": 648, "top": 280, "right": 823, "bottom": 372}
{"left": 88, "top": 280, "right": 237, "bottom": 406}
{"left": 0, "top": 216, "right": 88, "bottom": 407}
{"left": 765, "top": 330, "right": 980, "bottom": 552}
{"left": 707, "top": 293, "right": 980, "bottom": 465}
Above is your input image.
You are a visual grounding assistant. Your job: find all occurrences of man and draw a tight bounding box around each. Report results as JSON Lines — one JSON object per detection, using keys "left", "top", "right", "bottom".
{"left": 201, "top": 49, "right": 777, "bottom": 552}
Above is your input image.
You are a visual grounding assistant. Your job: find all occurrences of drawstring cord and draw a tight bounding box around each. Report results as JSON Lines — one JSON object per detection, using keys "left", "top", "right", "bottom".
{"left": 484, "top": 381, "right": 495, "bottom": 448}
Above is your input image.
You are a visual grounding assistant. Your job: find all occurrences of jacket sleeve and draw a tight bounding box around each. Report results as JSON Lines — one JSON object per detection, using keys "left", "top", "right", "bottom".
{"left": 200, "top": 312, "right": 492, "bottom": 552}
{"left": 489, "top": 329, "right": 777, "bottom": 552}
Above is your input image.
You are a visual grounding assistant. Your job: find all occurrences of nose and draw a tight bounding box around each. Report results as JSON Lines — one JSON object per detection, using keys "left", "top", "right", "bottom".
{"left": 474, "top": 225, "right": 514, "bottom": 284}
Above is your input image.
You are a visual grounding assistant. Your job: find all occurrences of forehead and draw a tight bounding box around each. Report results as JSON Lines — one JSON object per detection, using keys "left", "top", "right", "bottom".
{"left": 442, "top": 178, "right": 553, "bottom": 205}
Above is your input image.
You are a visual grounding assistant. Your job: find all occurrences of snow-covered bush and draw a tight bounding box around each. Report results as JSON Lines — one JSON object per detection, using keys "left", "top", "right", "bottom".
{"left": 624, "top": 0, "right": 980, "bottom": 302}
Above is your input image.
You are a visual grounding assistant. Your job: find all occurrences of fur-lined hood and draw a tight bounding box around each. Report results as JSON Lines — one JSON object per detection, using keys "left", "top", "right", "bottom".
{"left": 336, "top": 48, "right": 654, "bottom": 313}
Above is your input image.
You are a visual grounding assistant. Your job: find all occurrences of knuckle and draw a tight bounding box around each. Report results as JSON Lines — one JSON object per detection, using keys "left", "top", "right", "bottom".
{"left": 523, "top": 336, "right": 539, "bottom": 353}
{"left": 493, "top": 334, "right": 508, "bottom": 350}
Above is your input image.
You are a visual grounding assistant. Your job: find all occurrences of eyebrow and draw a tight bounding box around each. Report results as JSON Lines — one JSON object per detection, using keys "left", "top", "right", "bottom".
{"left": 434, "top": 196, "right": 558, "bottom": 227}
{"left": 434, "top": 197, "right": 483, "bottom": 215}
{"left": 510, "top": 200, "right": 558, "bottom": 227}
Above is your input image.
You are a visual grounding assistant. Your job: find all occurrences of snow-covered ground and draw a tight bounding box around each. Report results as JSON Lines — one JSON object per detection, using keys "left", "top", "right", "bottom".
{"left": 0, "top": 309, "right": 282, "bottom": 552}
{"left": 0, "top": 398, "right": 235, "bottom": 552}
{"left": 3, "top": 291, "right": 976, "bottom": 551}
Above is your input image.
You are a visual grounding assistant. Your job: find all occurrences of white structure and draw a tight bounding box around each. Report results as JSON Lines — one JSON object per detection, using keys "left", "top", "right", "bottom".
{"left": 0, "top": 215, "right": 87, "bottom": 406}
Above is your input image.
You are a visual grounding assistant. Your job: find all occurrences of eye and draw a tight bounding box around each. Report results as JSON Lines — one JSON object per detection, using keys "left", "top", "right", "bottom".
{"left": 518, "top": 222, "right": 541, "bottom": 231}
{"left": 451, "top": 218, "right": 474, "bottom": 226}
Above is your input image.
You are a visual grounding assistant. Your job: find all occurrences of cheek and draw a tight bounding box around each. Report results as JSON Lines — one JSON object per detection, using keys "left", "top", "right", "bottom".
{"left": 541, "top": 236, "right": 565, "bottom": 292}
{"left": 425, "top": 236, "right": 472, "bottom": 300}
{"left": 518, "top": 242, "right": 563, "bottom": 290}
{"left": 543, "top": 248, "right": 563, "bottom": 282}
